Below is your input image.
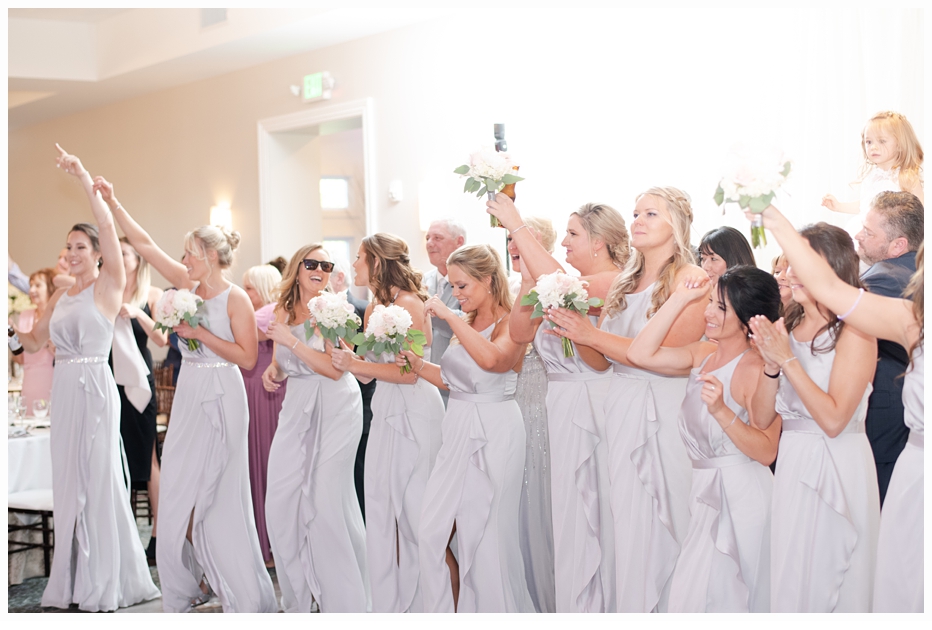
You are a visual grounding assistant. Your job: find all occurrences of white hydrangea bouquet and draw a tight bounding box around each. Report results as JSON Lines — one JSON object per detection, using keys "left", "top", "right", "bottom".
{"left": 350, "top": 304, "right": 427, "bottom": 374}
{"left": 306, "top": 290, "right": 362, "bottom": 346}
{"left": 521, "top": 271, "right": 603, "bottom": 357}
{"left": 454, "top": 147, "right": 524, "bottom": 227}
{"left": 153, "top": 288, "right": 204, "bottom": 350}
{"left": 713, "top": 146, "right": 792, "bottom": 248}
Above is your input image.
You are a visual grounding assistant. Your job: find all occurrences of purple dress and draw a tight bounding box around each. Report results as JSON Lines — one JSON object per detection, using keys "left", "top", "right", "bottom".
{"left": 241, "top": 327, "right": 286, "bottom": 563}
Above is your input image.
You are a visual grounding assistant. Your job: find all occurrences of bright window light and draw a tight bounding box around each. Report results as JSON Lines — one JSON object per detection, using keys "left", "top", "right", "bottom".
{"left": 320, "top": 177, "right": 349, "bottom": 210}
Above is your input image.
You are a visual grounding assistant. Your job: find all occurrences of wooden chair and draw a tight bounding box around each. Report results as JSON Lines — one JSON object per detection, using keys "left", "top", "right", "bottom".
{"left": 130, "top": 488, "right": 153, "bottom": 525}
{"left": 8, "top": 489, "right": 54, "bottom": 577}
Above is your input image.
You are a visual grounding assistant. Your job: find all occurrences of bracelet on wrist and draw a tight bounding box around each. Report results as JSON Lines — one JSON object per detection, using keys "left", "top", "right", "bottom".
{"left": 291, "top": 339, "right": 299, "bottom": 350}
{"left": 723, "top": 412, "right": 740, "bottom": 430}
{"left": 510, "top": 224, "right": 528, "bottom": 237}
{"left": 763, "top": 368, "right": 780, "bottom": 379}
{"left": 779, "top": 356, "right": 798, "bottom": 369}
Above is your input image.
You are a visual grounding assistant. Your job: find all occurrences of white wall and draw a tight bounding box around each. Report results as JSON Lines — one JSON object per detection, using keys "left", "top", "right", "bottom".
{"left": 8, "top": 8, "right": 924, "bottom": 286}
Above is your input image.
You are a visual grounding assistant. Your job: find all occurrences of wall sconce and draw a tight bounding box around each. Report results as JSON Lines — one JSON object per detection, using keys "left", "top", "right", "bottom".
{"left": 210, "top": 203, "right": 232, "bottom": 230}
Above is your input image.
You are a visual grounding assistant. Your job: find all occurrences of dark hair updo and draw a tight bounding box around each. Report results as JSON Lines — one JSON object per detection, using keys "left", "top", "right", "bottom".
{"left": 716, "top": 265, "right": 782, "bottom": 337}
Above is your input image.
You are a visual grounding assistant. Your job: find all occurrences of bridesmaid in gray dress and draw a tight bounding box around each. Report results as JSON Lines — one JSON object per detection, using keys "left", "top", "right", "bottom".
{"left": 99, "top": 178, "right": 275, "bottom": 612}
{"left": 15, "top": 145, "right": 159, "bottom": 611}
{"left": 627, "top": 266, "right": 783, "bottom": 612}
{"left": 403, "top": 244, "right": 533, "bottom": 613}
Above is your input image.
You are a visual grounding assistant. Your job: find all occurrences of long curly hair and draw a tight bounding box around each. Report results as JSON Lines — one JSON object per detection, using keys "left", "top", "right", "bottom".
{"left": 784, "top": 223, "right": 862, "bottom": 354}
{"left": 361, "top": 233, "right": 428, "bottom": 306}
{"left": 446, "top": 244, "right": 513, "bottom": 325}
{"left": 276, "top": 243, "right": 327, "bottom": 325}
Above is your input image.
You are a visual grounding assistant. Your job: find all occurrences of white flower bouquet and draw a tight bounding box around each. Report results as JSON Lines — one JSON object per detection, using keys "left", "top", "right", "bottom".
{"left": 306, "top": 290, "right": 362, "bottom": 346}
{"left": 350, "top": 304, "right": 427, "bottom": 374}
{"left": 713, "top": 146, "right": 792, "bottom": 248}
{"left": 454, "top": 147, "right": 524, "bottom": 227}
{"left": 153, "top": 288, "right": 204, "bottom": 350}
{"left": 521, "top": 271, "right": 603, "bottom": 357}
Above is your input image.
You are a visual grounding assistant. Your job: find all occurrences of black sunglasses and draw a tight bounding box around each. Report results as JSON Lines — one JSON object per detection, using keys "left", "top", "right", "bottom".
{"left": 302, "top": 259, "right": 334, "bottom": 272}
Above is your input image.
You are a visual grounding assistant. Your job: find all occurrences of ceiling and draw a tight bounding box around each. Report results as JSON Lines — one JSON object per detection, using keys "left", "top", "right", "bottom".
{"left": 8, "top": 8, "right": 443, "bottom": 130}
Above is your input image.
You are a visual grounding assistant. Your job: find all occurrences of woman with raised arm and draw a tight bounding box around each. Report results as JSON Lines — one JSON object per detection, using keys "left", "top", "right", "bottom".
{"left": 743, "top": 217, "right": 879, "bottom": 613}
{"left": 401, "top": 244, "right": 533, "bottom": 613}
{"left": 94, "top": 177, "right": 275, "bottom": 612}
{"left": 488, "top": 195, "right": 628, "bottom": 613}
{"left": 13, "top": 145, "right": 159, "bottom": 611}
{"left": 627, "top": 266, "right": 782, "bottom": 611}
{"left": 113, "top": 238, "right": 168, "bottom": 563}
{"left": 546, "top": 187, "right": 707, "bottom": 612}
{"left": 329, "top": 233, "right": 443, "bottom": 612}
{"left": 750, "top": 205, "right": 922, "bottom": 613}
{"left": 262, "top": 245, "right": 369, "bottom": 612}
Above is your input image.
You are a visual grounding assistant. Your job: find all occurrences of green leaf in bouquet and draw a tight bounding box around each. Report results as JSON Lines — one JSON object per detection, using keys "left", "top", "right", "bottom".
{"left": 520, "top": 290, "right": 539, "bottom": 306}
{"left": 781, "top": 161, "right": 792, "bottom": 177}
{"left": 334, "top": 326, "right": 344, "bottom": 339}
{"left": 531, "top": 303, "right": 544, "bottom": 319}
{"left": 713, "top": 185, "right": 725, "bottom": 207}
{"left": 588, "top": 297, "right": 604, "bottom": 307}
{"left": 572, "top": 300, "right": 587, "bottom": 312}
{"left": 409, "top": 342, "right": 424, "bottom": 356}
{"left": 350, "top": 332, "right": 368, "bottom": 346}
{"left": 469, "top": 179, "right": 482, "bottom": 193}
{"left": 374, "top": 341, "right": 386, "bottom": 355}
{"left": 183, "top": 313, "right": 200, "bottom": 327}
{"left": 501, "top": 174, "right": 524, "bottom": 184}
{"left": 738, "top": 195, "right": 751, "bottom": 209}
{"left": 748, "top": 192, "right": 774, "bottom": 213}
{"left": 304, "top": 320, "right": 313, "bottom": 341}
{"left": 464, "top": 177, "right": 476, "bottom": 193}
{"left": 407, "top": 329, "right": 427, "bottom": 345}
{"left": 453, "top": 165, "right": 470, "bottom": 175}
{"left": 476, "top": 186, "right": 487, "bottom": 197}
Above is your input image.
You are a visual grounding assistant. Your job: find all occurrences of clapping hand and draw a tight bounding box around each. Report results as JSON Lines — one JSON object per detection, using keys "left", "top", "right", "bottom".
{"left": 674, "top": 270, "right": 712, "bottom": 302}
{"left": 55, "top": 144, "right": 87, "bottom": 178}
{"left": 696, "top": 373, "right": 726, "bottom": 415}
{"left": 119, "top": 303, "right": 142, "bottom": 320}
{"left": 748, "top": 315, "right": 791, "bottom": 372}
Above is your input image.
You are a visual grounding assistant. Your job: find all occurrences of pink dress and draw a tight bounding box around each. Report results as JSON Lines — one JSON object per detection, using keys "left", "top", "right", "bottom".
{"left": 240, "top": 303, "right": 286, "bottom": 563}
{"left": 18, "top": 308, "right": 54, "bottom": 413}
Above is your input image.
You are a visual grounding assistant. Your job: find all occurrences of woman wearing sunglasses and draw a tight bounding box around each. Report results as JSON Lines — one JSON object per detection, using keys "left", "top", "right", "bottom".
{"left": 262, "top": 246, "right": 369, "bottom": 612}
{"left": 95, "top": 178, "right": 275, "bottom": 612}
{"left": 330, "top": 233, "right": 444, "bottom": 612}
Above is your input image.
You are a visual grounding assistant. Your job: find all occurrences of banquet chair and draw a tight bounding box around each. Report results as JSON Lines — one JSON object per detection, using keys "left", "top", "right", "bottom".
{"left": 131, "top": 487, "right": 153, "bottom": 525}
{"left": 8, "top": 489, "right": 54, "bottom": 577}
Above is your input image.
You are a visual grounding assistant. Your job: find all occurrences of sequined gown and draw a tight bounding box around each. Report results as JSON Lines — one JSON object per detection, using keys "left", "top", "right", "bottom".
{"left": 514, "top": 344, "right": 556, "bottom": 613}
{"left": 365, "top": 349, "right": 444, "bottom": 612}
{"left": 265, "top": 325, "right": 369, "bottom": 612}
{"left": 600, "top": 285, "right": 692, "bottom": 612}
{"left": 536, "top": 319, "right": 615, "bottom": 612}
{"left": 770, "top": 330, "right": 879, "bottom": 612}
{"left": 873, "top": 346, "right": 923, "bottom": 612}
{"left": 41, "top": 284, "right": 160, "bottom": 611}
{"left": 418, "top": 325, "right": 534, "bottom": 612}
{"left": 156, "top": 286, "right": 276, "bottom": 613}
{"left": 667, "top": 351, "right": 773, "bottom": 612}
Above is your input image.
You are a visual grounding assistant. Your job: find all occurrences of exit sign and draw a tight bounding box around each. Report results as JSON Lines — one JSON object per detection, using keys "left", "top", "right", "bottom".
{"left": 303, "top": 71, "right": 334, "bottom": 102}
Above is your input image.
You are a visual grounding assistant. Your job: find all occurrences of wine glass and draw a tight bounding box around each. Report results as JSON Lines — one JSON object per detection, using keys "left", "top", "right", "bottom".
{"left": 8, "top": 394, "right": 17, "bottom": 426}
{"left": 33, "top": 399, "right": 49, "bottom": 420}
{"left": 15, "top": 397, "right": 27, "bottom": 423}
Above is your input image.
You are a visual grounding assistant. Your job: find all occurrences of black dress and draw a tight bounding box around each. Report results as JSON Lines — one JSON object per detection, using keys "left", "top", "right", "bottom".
{"left": 110, "top": 303, "right": 159, "bottom": 487}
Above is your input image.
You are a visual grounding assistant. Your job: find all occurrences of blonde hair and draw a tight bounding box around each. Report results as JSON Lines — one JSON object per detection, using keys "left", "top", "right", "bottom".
{"left": 120, "top": 237, "right": 151, "bottom": 308}
{"left": 361, "top": 233, "right": 428, "bottom": 306}
{"left": 183, "top": 225, "right": 241, "bottom": 270}
{"left": 770, "top": 253, "right": 787, "bottom": 273}
{"left": 276, "top": 244, "right": 328, "bottom": 325}
{"left": 447, "top": 244, "right": 513, "bottom": 325}
{"left": 859, "top": 111, "right": 924, "bottom": 191}
{"left": 523, "top": 216, "right": 557, "bottom": 253}
{"left": 605, "top": 186, "right": 696, "bottom": 318}
{"left": 243, "top": 264, "right": 282, "bottom": 307}
{"left": 571, "top": 203, "right": 630, "bottom": 268}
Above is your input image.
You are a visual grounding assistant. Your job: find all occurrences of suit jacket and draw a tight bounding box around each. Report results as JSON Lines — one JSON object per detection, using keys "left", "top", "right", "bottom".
{"left": 861, "top": 251, "right": 916, "bottom": 464}
{"left": 423, "top": 268, "right": 464, "bottom": 364}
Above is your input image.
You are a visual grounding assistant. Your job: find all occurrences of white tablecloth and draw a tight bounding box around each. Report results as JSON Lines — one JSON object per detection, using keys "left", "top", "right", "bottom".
{"left": 9, "top": 427, "right": 52, "bottom": 494}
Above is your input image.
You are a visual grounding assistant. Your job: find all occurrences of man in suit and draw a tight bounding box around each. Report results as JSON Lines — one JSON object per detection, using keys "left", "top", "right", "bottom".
{"left": 331, "top": 258, "right": 377, "bottom": 520}
{"left": 854, "top": 191, "right": 922, "bottom": 505}
{"left": 422, "top": 219, "right": 466, "bottom": 406}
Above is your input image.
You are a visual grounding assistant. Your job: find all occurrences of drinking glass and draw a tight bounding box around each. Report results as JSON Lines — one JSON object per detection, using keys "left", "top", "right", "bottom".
{"left": 33, "top": 399, "right": 49, "bottom": 420}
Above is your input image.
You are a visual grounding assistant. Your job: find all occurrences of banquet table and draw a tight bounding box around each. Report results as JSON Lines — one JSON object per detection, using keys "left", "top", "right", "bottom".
{"left": 8, "top": 424, "right": 53, "bottom": 585}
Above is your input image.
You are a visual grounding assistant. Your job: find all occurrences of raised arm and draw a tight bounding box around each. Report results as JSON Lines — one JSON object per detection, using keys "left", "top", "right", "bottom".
{"left": 92, "top": 176, "right": 193, "bottom": 290}
{"left": 627, "top": 274, "right": 714, "bottom": 375}
{"left": 754, "top": 204, "right": 919, "bottom": 349}
{"left": 487, "top": 194, "right": 565, "bottom": 279}
{"left": 55, "top": 145, "right": 124, "bottom": 313}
